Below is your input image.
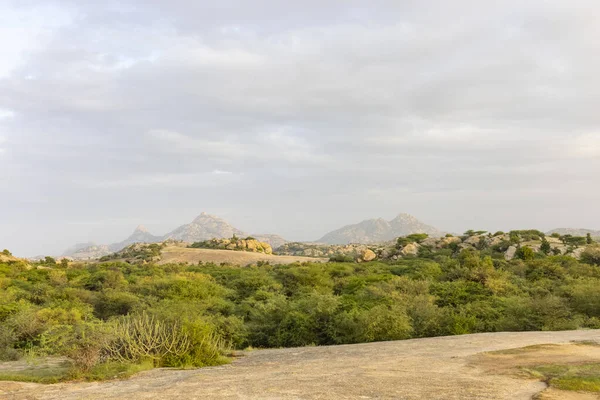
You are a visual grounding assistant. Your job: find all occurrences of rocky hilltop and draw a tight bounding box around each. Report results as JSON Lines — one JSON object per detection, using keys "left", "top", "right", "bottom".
{"left": 278, "top": 230, "right": 597, "bottom": 263}
{"left": 318, "top": 213, "right": 443, "bottom": 244}
{"left": 190, "top": 237, "right": 273, "bottom": 254}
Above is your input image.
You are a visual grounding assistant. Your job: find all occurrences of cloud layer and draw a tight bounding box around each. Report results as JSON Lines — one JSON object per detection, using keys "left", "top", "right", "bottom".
{"left": 1, "top": 0, "right": 599, "bottom": 255}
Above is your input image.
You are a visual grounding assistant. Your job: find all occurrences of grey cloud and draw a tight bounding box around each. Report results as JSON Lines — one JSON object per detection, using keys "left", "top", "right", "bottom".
{"left": 1, "top": 0, "right": 599, "bottom": 256}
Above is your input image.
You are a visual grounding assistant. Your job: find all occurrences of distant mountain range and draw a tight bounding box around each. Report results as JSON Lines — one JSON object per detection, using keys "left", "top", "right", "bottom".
{"left": 546, "top": 228, "right": 600, "bottom": 237}
{"left": 317, "top": 213, "right": 443, "bottom": 245}
{"left": 64, "top": 213, "right": 288, "bottom": 260}
{"left": 61, "top": 212, "right": 599, "bottom": 260}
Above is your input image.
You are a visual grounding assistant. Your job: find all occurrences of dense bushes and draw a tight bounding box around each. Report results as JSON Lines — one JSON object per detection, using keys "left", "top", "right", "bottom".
{"left": 1, "top": 250, "right": 600, "bottom": 379}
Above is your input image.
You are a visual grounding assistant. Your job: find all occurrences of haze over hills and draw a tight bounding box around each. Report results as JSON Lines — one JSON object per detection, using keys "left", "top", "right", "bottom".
{"left": 64, "top": 213, "right": 288, "bottom": 259}
{"left": 547, "top": 228, "right": 600, "bottom": 237}
{"left": 318, "top": 213, "right": 443, "bottom": 245}
{"left": 108, "top": 225, "right": 163, "bottom": 252}
{"left": 60, "top": 211, "right": 600, "bottom": 260}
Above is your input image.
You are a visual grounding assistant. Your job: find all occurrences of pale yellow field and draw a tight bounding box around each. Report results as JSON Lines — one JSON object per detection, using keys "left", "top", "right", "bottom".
{"left": 158, "top": 246, "right": 329, "bottom": 266}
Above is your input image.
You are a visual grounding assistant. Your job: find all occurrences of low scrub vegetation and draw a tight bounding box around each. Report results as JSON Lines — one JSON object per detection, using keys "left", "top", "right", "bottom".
{"left": 1, "top": 246, "right": 600, "bottom": 381}
{"left": 527, "top": 363, "right": 600, "bottom": 393}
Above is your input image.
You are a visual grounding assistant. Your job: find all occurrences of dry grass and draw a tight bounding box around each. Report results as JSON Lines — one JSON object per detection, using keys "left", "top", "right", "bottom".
{"left": 158, "top": 246, "right": 328, "bottom": 266}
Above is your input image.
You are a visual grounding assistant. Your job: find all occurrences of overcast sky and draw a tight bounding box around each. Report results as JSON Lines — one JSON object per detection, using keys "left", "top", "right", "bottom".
{"left": 1, "top": 0, "right": 599, "bottom": 256}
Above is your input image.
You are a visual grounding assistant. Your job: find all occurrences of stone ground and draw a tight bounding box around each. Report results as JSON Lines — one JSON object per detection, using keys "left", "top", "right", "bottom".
{"left": 2, "top": 330, "right": 600, "bottom": 400}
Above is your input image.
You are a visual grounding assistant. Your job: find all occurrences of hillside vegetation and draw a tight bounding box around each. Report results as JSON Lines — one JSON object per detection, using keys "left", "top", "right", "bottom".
{"left": 1, "top": 233, "right": 600, "bottom": 381}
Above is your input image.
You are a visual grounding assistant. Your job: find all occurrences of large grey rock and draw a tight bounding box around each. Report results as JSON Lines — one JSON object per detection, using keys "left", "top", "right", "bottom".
{"left": 505, "top": 246, "right": 517, "bottom": 261}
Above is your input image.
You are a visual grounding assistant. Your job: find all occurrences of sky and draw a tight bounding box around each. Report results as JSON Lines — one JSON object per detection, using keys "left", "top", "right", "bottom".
{"left": 1, "top": 0, "right": 599, "bottom": 256}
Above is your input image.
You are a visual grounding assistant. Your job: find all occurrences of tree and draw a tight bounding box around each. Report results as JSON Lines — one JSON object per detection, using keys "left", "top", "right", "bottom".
{"left": 1, "top": 249, "right": 11, "bottom": 256}
{"left": 515, "top": 246, "right": 535, "bottom": 261}
{"left": 587, "top": 233, "right": 593, "bottom": 245}
{"left": 540, "top": 238, "right": 551, "bottom": 255}
{"left": 44, "top": 256, "right": 57, "bottom": 265}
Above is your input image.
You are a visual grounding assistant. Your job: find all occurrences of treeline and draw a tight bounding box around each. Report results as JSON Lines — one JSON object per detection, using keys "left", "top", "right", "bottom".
{"left": 1, "top": 245, "right": 600, "bottom": 379}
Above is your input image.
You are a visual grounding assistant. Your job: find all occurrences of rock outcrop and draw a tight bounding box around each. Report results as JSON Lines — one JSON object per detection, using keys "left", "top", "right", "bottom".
{"left": 191, "top": 238, "right": 273, "bottom": 254}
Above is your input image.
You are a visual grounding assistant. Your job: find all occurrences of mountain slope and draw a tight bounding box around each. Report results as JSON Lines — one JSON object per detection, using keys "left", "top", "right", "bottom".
{"left": 108, "top": 225, "right": 163, "bottom": 252}
{"left": 62, "top": 213, "right": 288, "bottom": 258}
{"left": 69, "top": 244, "right": 112, "bottom": 260}
{"left": 61, "top": 242, "right": 97, "bottom": 256}
{"left": 318, "top": 213, "right": 442, "bottom": 244}
{"left": 251, "top": 234, "right": 288, "bottom": 249}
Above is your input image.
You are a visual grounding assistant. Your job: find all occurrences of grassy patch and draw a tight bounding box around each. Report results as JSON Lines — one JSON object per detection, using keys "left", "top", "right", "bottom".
{"left": 75, "top": 360, "right": 154, "bottom": 381}
{"left": 0, "top": 359, "right": 154, "bottom": 384}
{"left": 490, "top": 344, "right": 558, "bottom": 355}
{"left": 526, "top": 363, "right": 600, "bottom": 393}
{"left": 0, "top": 360, "right": 71, "bottom": 384}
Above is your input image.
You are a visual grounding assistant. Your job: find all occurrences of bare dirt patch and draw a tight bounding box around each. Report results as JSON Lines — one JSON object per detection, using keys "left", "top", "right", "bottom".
{"left": 158, "top": 246, "right": 329, "bottom": 266}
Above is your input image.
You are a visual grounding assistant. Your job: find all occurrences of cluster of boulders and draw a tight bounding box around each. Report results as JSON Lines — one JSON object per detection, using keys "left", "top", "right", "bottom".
{"left": 275, "top": 242, "right": 383, "bottom": 262}
{"left": 191, "top": 237, "right": 273, "bottom": 254}
{"left": 274, "top": 232, "right": 594, "bottom": 262}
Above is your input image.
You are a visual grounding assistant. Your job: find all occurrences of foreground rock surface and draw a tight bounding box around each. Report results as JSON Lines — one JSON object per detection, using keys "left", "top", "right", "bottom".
{"left": 2, "top": 330, "right": 599, "bottom": 400}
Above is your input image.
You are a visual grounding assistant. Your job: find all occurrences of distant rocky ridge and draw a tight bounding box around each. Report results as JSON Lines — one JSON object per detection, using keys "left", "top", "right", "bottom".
{"left": 547, "top": 228, "right": 600, "bottom": 238}
{"left": 65, "top": 213, "right": 288, "bottom": 260}
{"left": 318, "top": 213, "right": 443, "bottom": 245}
{"left": 109, "top": 225, "right": 163, "bottom": 252}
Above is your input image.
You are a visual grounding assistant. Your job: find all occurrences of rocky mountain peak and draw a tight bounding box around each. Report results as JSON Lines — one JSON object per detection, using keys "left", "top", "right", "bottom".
{"left": 318, "top": 213, "right": 443, "bottom": 245}
{"left": 165, "top": 213, "right": 247, "bottom": 243}
{"left": 392, "top": 213, "right": 419, "bottom": 222}
{"left": 134, "top": 225, "right": 149, "bottom": 233}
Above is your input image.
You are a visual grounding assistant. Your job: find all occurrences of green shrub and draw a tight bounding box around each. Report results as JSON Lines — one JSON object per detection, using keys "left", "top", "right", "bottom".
{"left": 397, "top": 233, "right": 429, "bottom": 247}
{"left": 105, "top": 312, "right": 191, "bottom": 366}
{"left": 581, "top": 246, "right": 600, "bottom": 266}
{"left": 42, "top": 322, "right": 112, "bottom": 372}
{"left": 0, "top": 326, "right": 19, "bottom": 361}
{"left": 515, "top": 246, "right": 535, "bottom": 261}
{"left": 329, "top": 254, "right": 355, "bottom": 263}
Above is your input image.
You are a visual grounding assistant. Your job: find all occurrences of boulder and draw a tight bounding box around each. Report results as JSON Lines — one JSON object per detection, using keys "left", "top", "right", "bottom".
{"left": 420, "top": 238, "right": 439, "bottom": 248}
{"left": 400, "top": 243, "right": 420, "bottom": 256}
{"left": 487, "top": 235, "right": 507, "bottom": 247}
{"left": 440, "top": 236, "right": 462, "bottom": 248}
{"left": 464, "top": 235, "right": 485, "bottom": 246}
{"left": 360, "top": 249, "right": 377, "bottom": 262}
{"left": 505, "top": 246, "right": 517, "bottom": 261}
